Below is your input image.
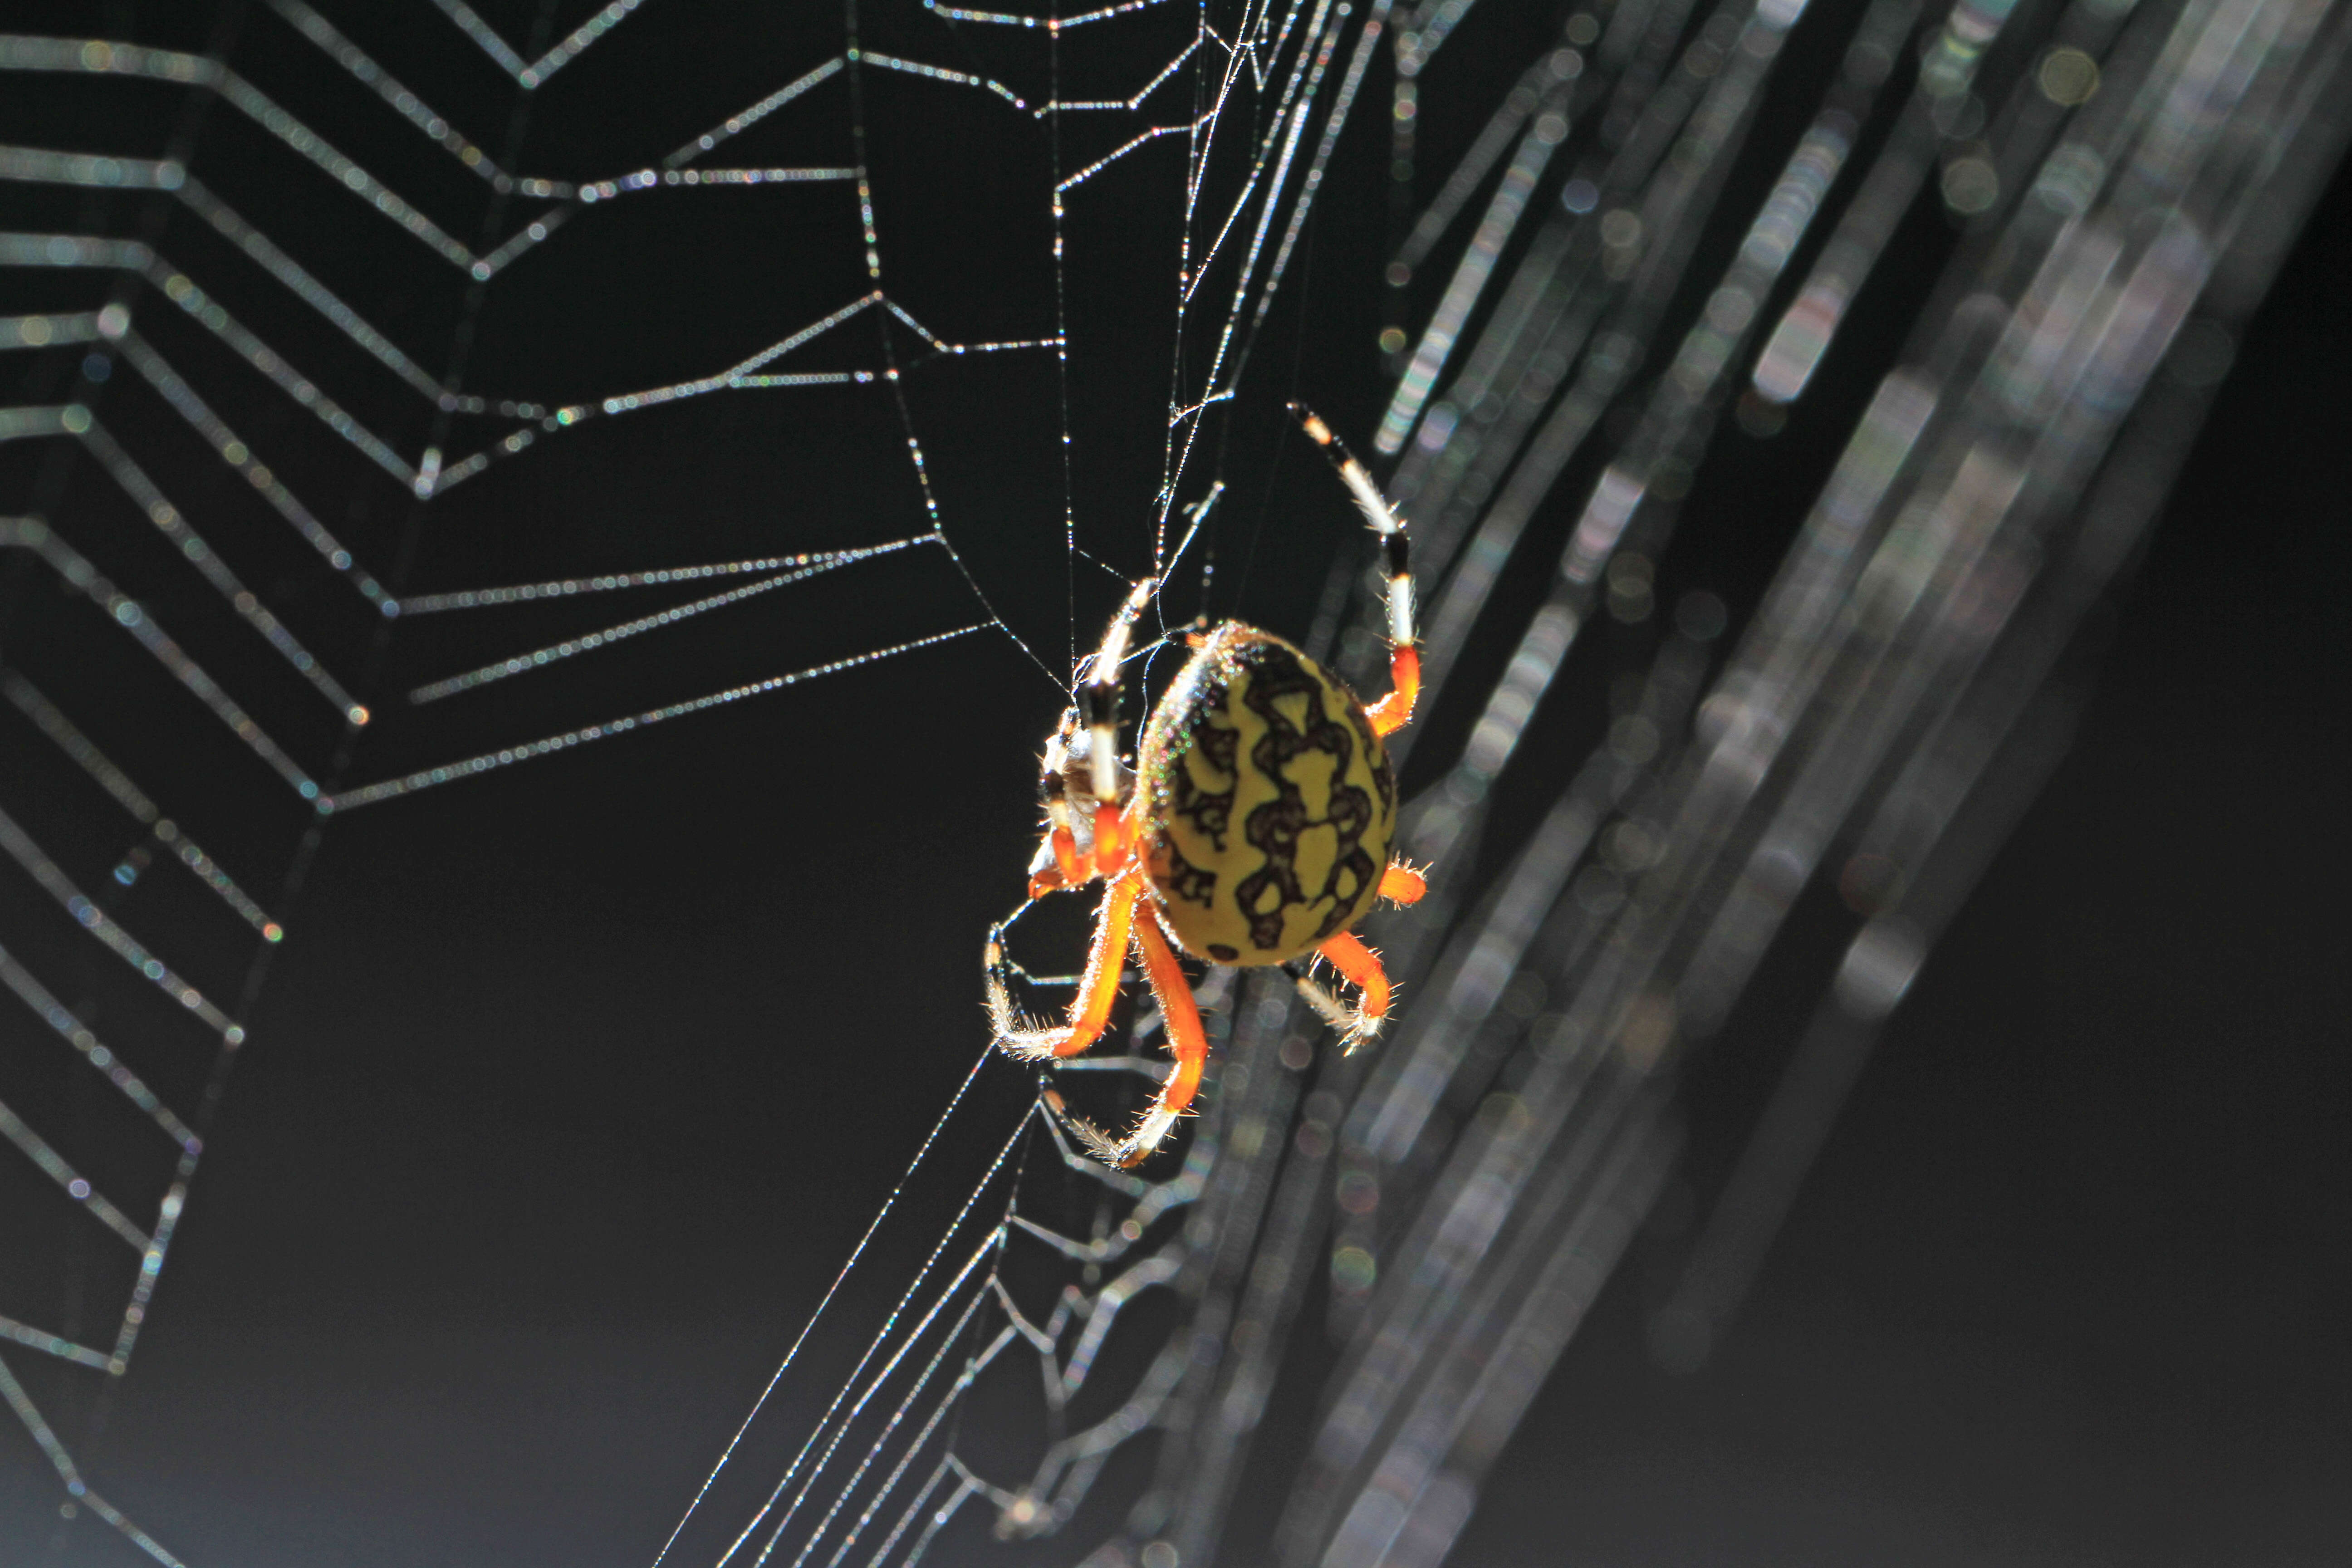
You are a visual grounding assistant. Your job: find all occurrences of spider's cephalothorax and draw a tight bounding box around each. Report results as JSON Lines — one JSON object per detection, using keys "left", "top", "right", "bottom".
{"left": 987, "top": 407, "right": 1429, "bottom": 1168}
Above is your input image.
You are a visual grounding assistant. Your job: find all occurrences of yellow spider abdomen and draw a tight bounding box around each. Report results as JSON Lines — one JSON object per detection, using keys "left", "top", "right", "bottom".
{"left": 1136, "top": 623, "right": 1397, "bottom": 965}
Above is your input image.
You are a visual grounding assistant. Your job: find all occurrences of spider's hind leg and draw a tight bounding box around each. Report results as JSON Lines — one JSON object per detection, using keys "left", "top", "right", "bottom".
{"left": 1285, "top": 929, "right": 1395, "bottom": 1055}
{"left": 1290, "top": 403, "right": 1419, "bottom": 737}
{"left": 1378, "top": 860, "right": 1427, "bottom": 906}
{"left": 1365, "top": 645, "right": 1420, "bottom": 740}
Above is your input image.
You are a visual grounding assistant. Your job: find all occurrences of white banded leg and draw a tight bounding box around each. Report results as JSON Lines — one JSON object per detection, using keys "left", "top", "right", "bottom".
{"left": 1291, "top": 404, "right": 1420, "bottom": 735}
{"left": 1076, "top": 578, "right": 1153, "bottom": 872}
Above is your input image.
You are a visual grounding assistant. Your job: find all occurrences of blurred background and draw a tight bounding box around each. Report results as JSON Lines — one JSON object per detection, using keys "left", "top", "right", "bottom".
{"left": 0, "top": 1, "right": 2344, "bottom": 1564}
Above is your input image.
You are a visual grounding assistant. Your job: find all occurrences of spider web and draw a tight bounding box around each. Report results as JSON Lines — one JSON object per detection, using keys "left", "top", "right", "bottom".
{"left": 1, "top": 0, "right": 2347, "bottom": 1563}
{"left": 0, "top": 0, "right": 1424, "bottom": 1557}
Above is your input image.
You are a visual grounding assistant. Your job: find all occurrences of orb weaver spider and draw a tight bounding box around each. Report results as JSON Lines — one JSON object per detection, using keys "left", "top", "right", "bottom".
{"left": 986, "top": 407, "right": 1429, "bottom": 1167}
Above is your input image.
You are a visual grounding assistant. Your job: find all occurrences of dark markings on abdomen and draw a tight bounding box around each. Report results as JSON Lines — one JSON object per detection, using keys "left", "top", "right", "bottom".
{"left": 1232, "top": 643, "right": 1379, "bottom": 952}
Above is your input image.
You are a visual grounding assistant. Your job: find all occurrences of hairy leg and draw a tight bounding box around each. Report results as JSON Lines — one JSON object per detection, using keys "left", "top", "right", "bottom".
{"left": 1378, "top": 860, "right": 1427, "bottom": 905}
{"left": 1365, "top": 644, "right": 1420, "bottom": 738}
{"left": 1293, "top": 403, "right": 1419, "bottom": 740}
{"left": 1316, "top": 929, "right": 1394, "bottom": 1051}
{"left": 1065, "top": 908, "right": 1210, "bottom": 1169}
{"left": 987, "top": 870, "right": 1142, "bottom": 1060}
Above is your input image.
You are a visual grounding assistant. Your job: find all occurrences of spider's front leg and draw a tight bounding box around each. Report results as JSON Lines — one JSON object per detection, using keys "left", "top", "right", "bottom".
{"left": 1025, "top": 579, "right": 1154, "bottom": 896}
{"left": 1078, "top": 578, "right": 1153, "bottom": 872}
{"left": 1024, "top": 748, "right": 1091, "bottom": 898}
{"left": 987, "top": 870, "right": 1143, "bottom": 1061}
{"left": 1051, "top": 905, "right": 1210, "bottom": 1170}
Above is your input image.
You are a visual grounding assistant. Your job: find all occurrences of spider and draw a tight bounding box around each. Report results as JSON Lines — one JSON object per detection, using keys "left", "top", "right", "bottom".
{"left": 986, "top": 406, "right": 1429, "bottom": 1167}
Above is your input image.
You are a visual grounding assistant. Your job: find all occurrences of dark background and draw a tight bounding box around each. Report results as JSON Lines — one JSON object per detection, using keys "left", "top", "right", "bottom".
{"left": 0, "top": 1, "right": 2344, "bottom": 1563}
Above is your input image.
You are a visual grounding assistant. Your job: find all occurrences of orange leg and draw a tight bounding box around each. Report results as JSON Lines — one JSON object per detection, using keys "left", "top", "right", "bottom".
{"left": 1317, "top": 929, "right": 1393, "bottom": 1050}
{"left": 1052, "top": 824, "right": 1086, "bottom": 883}
{"left": 988, "top": 870, "right": 1142, "bottom": 1061}
{"left": 1063, "top": 909, "right": 1210, "bottom": 1168}
{"left": 1292, "top": 404, "right": 1419, "bottom": 737}
{"left": 1377, "top": 860, "right": 1426, "bottom": 906}
{"left": 1092, "top": 802, "right": 1127, "bottom": 876}
{"left": 1365, "top": 644, "right": 1420, "bottom": 738}
{"left": 1027, "top": 824, "right": 1089, "bottom": 899}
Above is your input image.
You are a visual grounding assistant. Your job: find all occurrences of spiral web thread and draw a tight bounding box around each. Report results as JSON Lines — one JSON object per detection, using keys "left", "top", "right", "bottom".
{"left": 0, "top": 0, "right": 2347, "bottom": 1563}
